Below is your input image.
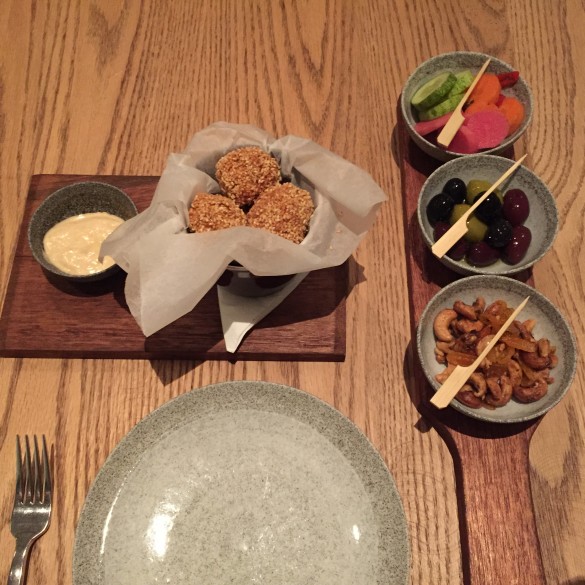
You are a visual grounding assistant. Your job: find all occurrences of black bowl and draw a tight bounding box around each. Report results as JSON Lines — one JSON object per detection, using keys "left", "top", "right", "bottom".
{"left": 28, "top": 182, "right": 137, "bottom": 282}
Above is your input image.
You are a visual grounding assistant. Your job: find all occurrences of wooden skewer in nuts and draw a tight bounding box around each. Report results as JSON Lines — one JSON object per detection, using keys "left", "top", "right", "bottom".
{"left": 431, "top": 296, "right": 530, "bottom": 409}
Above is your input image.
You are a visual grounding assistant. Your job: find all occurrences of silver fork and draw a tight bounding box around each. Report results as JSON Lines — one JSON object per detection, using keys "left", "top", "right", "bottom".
{"left": 8, "top": 435, "right": 52, "bottom": 585}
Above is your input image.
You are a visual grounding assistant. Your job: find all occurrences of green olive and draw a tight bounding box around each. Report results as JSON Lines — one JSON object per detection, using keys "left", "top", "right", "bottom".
{"left": 450, "top": 203, "right": 488, "bottom": 242}
{"left": 466, "top": 179, "right": 503, "bottom": 204}
{"left": 465, "top": 215, "right": 489, "bottom": 242}
{"left": 450, "top": 203, "right": 470, "bottom": 224}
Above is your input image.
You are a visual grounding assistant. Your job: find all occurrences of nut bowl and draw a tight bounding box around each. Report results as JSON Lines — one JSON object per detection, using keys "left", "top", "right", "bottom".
{"left": 416, "top": 275, "right": 577, "bottom": 424}
{"left": 28, "top": 181, "right": 137, "bottom": 282}
{"left": 401, "top": 51, "right": 533, "bottom": 162}
{"left": 418, "top": 154, "right": 558, "bottom": 276}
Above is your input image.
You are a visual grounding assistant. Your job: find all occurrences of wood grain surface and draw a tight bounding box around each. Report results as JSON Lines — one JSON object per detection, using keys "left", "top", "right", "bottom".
{"left": 0, "top": 1, "right": 584, "bottom": 584}
{"left": 0, "top": 174, "right": 347, "bottom": 361}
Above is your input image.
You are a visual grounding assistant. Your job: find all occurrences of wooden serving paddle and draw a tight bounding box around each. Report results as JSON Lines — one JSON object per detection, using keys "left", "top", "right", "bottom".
{"left": 437, "top": 58, "right": 491, "bottom": 148}
{"left": 432, "top": 154, "right": 527, "bottom": 258}
{"left": 430, "top": 296, "right": 529, "bottom": 408}
{"left": 398, "top": 105, "right": 546, "bottom": 585}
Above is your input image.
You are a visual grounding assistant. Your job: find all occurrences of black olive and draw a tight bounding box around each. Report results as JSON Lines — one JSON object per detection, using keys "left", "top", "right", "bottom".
{"left": 426, "top": 193, "right": 455, "bottom": 226}
{"left": 485, "top": 218, "right": 513, "bottom": 248}
{"left": 472, "top": 192, "right": 502, "bottom": 224}
{"left": 443, "top": 178, "right": 467, "bottom": 203}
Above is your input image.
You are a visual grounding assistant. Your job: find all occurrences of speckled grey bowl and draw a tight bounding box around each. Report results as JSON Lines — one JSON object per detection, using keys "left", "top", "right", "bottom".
{"left": 28, "top": 182, "right": 137, "bottom": 282}
{"left": 72, "top": 381, "right": 410, "bottom": 584}
{"left": 418, "top": 154, "right": 558, "bottom": 276}
{"left": 401, "top": 51, "right": 533, "bottom": 162}
{"left": 417, "top": 275, "right": 577, "bottom": 424}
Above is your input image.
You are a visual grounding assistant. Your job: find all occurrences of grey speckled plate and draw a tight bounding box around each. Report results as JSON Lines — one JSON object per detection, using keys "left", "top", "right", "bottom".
{"left": 73, "top": 381, "right": 409, "bottom": 585}
{"left": 417, "top": 276, "right": 578, "bottom": 423}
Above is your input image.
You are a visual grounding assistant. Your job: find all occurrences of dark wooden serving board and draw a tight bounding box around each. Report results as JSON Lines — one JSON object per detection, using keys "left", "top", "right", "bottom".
{"left": 397, "top": 114, "right": 546, "bottom": 584}
{"left": 0, "top": 174, "right": 347, "bottom": 361}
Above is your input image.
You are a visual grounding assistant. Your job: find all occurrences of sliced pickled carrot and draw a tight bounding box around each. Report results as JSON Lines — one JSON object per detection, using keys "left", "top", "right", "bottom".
{"left": 498, "top": 96, "right": 525, "bottom": 136}
{"left": 464, "top": 101, "right": 500, "bottom": 115}
{"left": 469, "top": 73, "right": 502, "bottom": 105}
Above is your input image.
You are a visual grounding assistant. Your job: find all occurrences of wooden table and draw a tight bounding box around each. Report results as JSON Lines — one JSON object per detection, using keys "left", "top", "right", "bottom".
{"left": 1, "top": 1, "right": 584, "bottom": 583}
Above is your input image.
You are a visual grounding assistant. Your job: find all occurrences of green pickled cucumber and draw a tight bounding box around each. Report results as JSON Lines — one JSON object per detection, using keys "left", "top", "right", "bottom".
{"left": 418, "top": 91, "right": 465, "bottom": 121}
{"left": 411, "top": 72, "right": 457, "bottom": 112}
{"left": 448, "top": 70, "right": 474, "bottom": 97}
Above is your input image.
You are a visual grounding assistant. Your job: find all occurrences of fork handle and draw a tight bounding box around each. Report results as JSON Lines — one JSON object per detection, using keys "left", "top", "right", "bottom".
{"left": 8, "top": 538, "right": 32, "bottom": 585}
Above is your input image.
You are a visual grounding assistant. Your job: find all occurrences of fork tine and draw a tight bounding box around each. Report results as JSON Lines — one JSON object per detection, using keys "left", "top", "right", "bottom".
{"left": 33, "top": 436, "right": 42, "bottom": 503}
{"left": 9, "top": 435, "right": 53, "bottom": 583}
{"left": 24, "top": 435, "right": 32, "bottom": 504}
{"left": 42, "top": 435, "right": 51, "bottom": 503}
{"left": 15, "top": 435, "right": 23, "bottom": 503}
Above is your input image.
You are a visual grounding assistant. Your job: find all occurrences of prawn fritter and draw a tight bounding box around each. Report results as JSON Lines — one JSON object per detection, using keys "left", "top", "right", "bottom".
{"left": 247, "top": 183, "right": 314, "bottom": 244}
{"left": 188, "top": 193, "right": 247, "bottom": 233}
{"left": 215, "top": 146, "right": 281, "bottom": 207}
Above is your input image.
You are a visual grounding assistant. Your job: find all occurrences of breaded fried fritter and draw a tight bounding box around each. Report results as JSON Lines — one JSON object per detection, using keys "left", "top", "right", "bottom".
{"left": 247, "top": 183, "right": 314, "bottom": 244}
{"left": 188, "top": 193, "right": 246, "bottom": 232}
{"left": 215, "top": 146, "right": 281, "bottom": 207}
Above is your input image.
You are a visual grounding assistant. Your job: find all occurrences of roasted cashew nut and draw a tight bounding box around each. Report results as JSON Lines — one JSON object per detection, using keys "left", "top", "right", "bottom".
{"left": 433, "top": 309, "right": 458, "bottom": 342}
{"left": 435, "top": 364, "right": 455, "bottom": 384}
{"left": 456, "top": 384, "right": 484, "bottom": 409}
{"left": 455, "top": 319, "right": 484, "bottom": 334}
{"left": 486, "top": 375, "right": 513, "bottom": 407}
{"left": 507, "top": 359, "right": 523, "bottom": 388}
{"left": 472, "top": 296, "right": 486, "bottom": 314}
{"left": 519, "top": 350, "right": 551, "bottom": 370}
{"left": 453, "top": 300, "right": 477, "bottom": 321}
{"left": 537, "top": 338, "right": 551, "bottom": 357}
{"left": 468, "top": 372, "right": 487, "bottom": 398}
{"left": 513, "top": 379, "right": 548, "bottom": 403}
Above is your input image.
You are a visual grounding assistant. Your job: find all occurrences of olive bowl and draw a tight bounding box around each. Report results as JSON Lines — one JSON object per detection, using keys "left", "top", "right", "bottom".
{"left": 417, "top": 154, "right": 558, "bottom": 276}
{"left": 28, "top": 181, "right": 137, "bottom": 282}
{"left": 416, "top": 275, "right": 577, "bottom": 424}
{"left": 400, "top": 51, "right": 533, "bottom": 162}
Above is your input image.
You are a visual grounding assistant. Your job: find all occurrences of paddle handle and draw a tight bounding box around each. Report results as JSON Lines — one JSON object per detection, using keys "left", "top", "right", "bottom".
{"left": 451, "top": 429, "right": 546, "bottom": 584}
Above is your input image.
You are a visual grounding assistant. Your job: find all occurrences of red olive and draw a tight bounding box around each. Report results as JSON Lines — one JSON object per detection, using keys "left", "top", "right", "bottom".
{"left": 447, "top": 239, "right": 470, "bottom": 261}
{"left": 433, "top": 222, "right": 469, "bottom": 260}
{"left": 503, "top": 189, "right": 530, "bottom": 226}
{"left": 503, "top": 225, "right": 532, "bottom": 264}
{"left": 467, "top": 242, "right": 500, "bottom": 266}
{"left": 433, "top": 222, "right": 450, "bottom": 241}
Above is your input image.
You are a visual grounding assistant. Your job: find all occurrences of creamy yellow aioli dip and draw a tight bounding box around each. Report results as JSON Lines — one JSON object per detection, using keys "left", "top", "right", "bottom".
{"left": 43, "top": 212, "right": 124, "bottom": 275}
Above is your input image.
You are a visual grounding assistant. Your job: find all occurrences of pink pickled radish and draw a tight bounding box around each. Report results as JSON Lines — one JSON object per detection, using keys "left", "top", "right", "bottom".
{"left": 464, "top": 111, "right": 509, "bottom": 149}
{"left": 414, "top": 112, "right": 453, "bottom": 136}
{"left": 447, "top": 125, "right": 481, "bottom": 154}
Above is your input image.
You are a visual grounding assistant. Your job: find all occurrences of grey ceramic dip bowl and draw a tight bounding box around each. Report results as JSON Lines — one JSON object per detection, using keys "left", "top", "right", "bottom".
{"left": 417, "top": 275, "right": 577, "bottom": 424}
{"left": 418, "top": 154, "right": 558, "bottom": 276}
{"left": 401, "top": 51, "right": 533, "bottom": 162}
{"left": 28, "top": 182, "right": 137, "bottom": 282}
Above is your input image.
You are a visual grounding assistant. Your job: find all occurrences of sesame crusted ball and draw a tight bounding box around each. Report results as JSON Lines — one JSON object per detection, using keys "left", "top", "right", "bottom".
{"left": 215, "top": 146, "right": 281, "bottom": 207}
{"left": 247, "top": 183, "right": 315, "bottom": 244}
{"left": 188, "top": 193, "right": 247, "bottom": 233}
